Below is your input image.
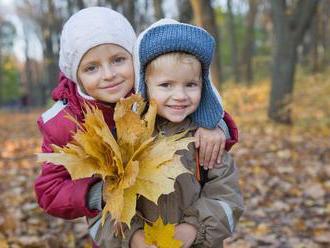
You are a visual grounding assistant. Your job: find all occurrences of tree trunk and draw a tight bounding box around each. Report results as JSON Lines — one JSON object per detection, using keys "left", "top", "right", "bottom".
{"left": 190, "top": 0, "right": 223, "bottom": 87}
{"left": 226, "top": 0, "right": 240, "bottom": 82}
{"left": 177, "top": 0, "right": 193, "bottom": 23}
{"left": 270, "top": 39, "right": 296, "bottom": 124}
{"left": 67, "top": 0, "right": 74, "bottom": 16}
{"left": 268, "top": 0, "right": 319, "bottom": 124}
{"left": 105, "top": 0, "right": 120, "bottom": 10}
{"left": 24, "top": 30, "right": 33, "bottom": 106}
{"left": 311, "top": 11, "right": 320, "bottom": 72}
{"left": 320, "top": 0, "right": 330, "bottom": 67}
{"left": 153, "top": 0, "right": 164, "bottom": 20}
{"left": 77, "top": 0, "right": 85, "bottom": 10}
{"left": 123, "top": 1, "right": 136, "bottom": 30}
{"left": 0, "top": 47, "right": 2, "bottom": 105}
{"left": 242, "top": 0, "right": 258, "bottom": 83}
{"left": 40, "top": 0, "right": 61, "bottom": 94}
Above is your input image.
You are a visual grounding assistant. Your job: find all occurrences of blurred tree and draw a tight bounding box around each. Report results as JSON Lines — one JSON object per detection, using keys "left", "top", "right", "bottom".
{"left": 0, "top": 57, "right": 20, "bottom": 106}
{"left": 153, "top": 0, "right": 164, "bottom": 20}
{"left": 311, "top": 9, "right": 320, "bottom": 72}
{"left": 67, "top": 0, "right": 74, "bottom": 16}
{"left": 17, "top": 0, "right": 65, "bottom": 105}
{"left": 177, "top": 0, "right": 193, "bottom": 23}
{"left": 77, "top": 0, "right": 85, "bottom": 9}
{"left": 319, "top": 0, "right": 330, "bottom": 68}
{"left": 105, "top": 0, "right": 137, "bottom": 30}
{"left": 226, "top": 0, "right": 240, "bottom": 82}
{"left": 190, "top": 0, "right": 223, "bottom": 86}
{"left": 23, "top": 26, "right": 33, "bottom": 106}
{"left": 241, "top": 0, "right": 259, "bottom": 83}
{"left": 122, "top": 1, "right": 136, "bottom": 30}
{"left": 0, "top": 20, "right": 16, "bottom": 105}
{"left": 268, "top": 0, "right": 320, "bottom": 124}
{"left": 105, "top": 0, "right": 120, "bottom": 10}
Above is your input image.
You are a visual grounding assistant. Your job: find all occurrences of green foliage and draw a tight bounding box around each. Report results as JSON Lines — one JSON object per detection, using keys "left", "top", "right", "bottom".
{"left": 0, "top": 57, "right": 21, "bottom": 105}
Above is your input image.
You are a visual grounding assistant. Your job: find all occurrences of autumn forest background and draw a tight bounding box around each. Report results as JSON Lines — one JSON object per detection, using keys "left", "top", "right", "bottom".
{"left": 0, "top": 0, "right": 329, "bottom": 247}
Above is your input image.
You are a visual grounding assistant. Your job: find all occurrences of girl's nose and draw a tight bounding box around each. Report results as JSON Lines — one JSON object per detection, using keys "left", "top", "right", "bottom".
{"left": 102, "top": 65, "right": 116, "bottom": 80}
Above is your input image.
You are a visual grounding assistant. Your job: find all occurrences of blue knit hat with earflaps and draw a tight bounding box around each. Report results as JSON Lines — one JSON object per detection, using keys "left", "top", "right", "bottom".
{"left": 134, "top": 18, "right": 224, "bottom": 129}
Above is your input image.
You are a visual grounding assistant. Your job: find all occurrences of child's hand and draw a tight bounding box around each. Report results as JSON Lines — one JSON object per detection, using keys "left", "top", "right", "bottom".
{"left": 194, "top": 127, "right": 225, "bottom": 169}
{"left": 130, "top": 230, "right": 156, "bottom": 248}
{"left": 174, "top": 223, "right": 197, "bottom": 248}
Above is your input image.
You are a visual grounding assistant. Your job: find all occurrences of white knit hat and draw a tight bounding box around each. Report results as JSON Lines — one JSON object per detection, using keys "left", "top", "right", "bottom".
{"left": 59, "top": 7, "right": 136, "bottom": 87}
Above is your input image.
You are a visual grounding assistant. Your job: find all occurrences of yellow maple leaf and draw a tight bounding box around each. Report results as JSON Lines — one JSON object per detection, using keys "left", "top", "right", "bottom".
{"left": 144, "top": 217, "right": 182, "bottom": 248}
{"left": 37, "top": 94, "right": 194, "bottom": 228}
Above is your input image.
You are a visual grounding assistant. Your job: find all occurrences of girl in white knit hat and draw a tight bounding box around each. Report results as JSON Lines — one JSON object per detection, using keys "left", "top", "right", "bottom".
{"left": 34, "top": 7, "right": 238, "bottom": 248}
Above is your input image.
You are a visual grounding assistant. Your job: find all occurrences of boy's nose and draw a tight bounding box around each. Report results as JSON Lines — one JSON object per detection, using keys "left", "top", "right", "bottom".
{"left": 172, "top": 88, "right": 188, "bottom": 101}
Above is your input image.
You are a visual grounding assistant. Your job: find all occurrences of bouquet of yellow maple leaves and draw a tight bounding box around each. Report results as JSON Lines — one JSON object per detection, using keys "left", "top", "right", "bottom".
{"left": 37, "top": 95, "right": 193, "bottom": 237}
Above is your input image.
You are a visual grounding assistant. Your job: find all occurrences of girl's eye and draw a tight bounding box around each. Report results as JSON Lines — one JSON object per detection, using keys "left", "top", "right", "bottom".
{"left": 113, "top": 56, "right": 126, "bottom": 64}
{"left": 84, "top": 65, "right": 97, "bottom": 72}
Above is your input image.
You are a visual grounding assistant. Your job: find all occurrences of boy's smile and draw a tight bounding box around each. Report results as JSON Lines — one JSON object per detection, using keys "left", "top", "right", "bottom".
{"left": 146, "top": 58, "right": 202, "bottom": 123}
{"left": 77, "top": 44, "right": 134, "bottom": 103}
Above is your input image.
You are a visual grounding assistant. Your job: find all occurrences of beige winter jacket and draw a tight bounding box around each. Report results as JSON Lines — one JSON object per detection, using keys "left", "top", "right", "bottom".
{"left": 88, "top": 118, "right": 244, "bottom": 248}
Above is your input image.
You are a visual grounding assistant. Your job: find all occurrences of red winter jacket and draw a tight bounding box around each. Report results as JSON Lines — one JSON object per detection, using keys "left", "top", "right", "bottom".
{"left": 34, "top": 72, "right": 239, "bottom": 220}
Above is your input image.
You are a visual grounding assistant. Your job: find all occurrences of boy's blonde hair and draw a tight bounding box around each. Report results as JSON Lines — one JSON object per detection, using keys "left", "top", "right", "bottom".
{"left": 145, "top": 52, "right": 202, "bottom": 82}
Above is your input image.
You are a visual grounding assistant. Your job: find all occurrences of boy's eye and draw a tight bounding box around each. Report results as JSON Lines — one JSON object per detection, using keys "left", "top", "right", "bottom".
{"left": 186, "top": 82, "right": 200, "bottom": 87}
{"left": 159, "top": 82, "right": 171, "bottom": 88}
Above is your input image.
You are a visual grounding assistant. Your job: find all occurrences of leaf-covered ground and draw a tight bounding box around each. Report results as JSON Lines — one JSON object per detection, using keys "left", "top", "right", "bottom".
{"left": 0, "top": 70, "right": 329, "bottom": 248}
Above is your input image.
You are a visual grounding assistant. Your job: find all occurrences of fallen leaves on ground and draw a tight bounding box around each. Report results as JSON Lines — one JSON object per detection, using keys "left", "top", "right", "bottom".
{"left": 0, "top": 70, "right": 329, "bottom": 247}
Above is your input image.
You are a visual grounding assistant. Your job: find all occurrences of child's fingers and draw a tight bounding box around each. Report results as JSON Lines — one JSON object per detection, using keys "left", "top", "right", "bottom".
{"left": 201, "top": 143, "right": 213, "bottom": 170}
{"left": 199, "top": 140, "right": 206, "bottom": 167}
{"left": 216, "top": 143, "right": 225, "bottom": 165}
{"left": 194, "top": 130, "right": 200, "bottom": 148}
{"left": 208, "top": 144, "right": 220, "bottom": 169}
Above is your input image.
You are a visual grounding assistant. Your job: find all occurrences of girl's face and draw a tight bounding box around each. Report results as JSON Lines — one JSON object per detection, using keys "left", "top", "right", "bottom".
{"left": 77, "top": 44, "right": 134, "bottom": 103}
{"left": 146, "top": 58, "right": 202, "bottom": 123}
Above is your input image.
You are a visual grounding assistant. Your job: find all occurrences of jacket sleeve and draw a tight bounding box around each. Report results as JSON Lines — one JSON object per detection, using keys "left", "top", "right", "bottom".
{"left": 34, "top": 117, "right": 101, "bottom": 219}
{"left": 182, "top": 152, "right": 244, "bottom": 247}
{"left": 223, "top": 111, "right": 239, "bottom": 151}
{"left": 87, "top": 212, "right": 144, "bottom": 248}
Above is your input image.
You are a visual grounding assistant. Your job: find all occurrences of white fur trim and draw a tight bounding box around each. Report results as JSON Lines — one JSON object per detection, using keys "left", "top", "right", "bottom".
{"left": 41, "top": 101, "right": 66, "bottom": 123}
{"left": 208, "top": 69, "right": 224, "bottom": 118}
{"left": 217, "top": 200, "right": 235, "bottom": 233}
{"left": 77, "top": 84, "right": 95, "bottom": 100}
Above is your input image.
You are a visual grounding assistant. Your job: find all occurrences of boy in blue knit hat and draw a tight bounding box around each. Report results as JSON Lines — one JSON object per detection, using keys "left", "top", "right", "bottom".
{"left": 89, "top": 19, "right": 244, "bottom": 248}
{"left": 130, "top": 18, "right": 243, "bottom": 248}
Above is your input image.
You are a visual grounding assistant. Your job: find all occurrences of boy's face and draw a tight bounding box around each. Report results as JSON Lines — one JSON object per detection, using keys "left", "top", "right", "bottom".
{"left": 146, "top": 59, "right": 202, "bottom": 123}
{"left": 77, "top": 44, "right": 134, "bottom": 103}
